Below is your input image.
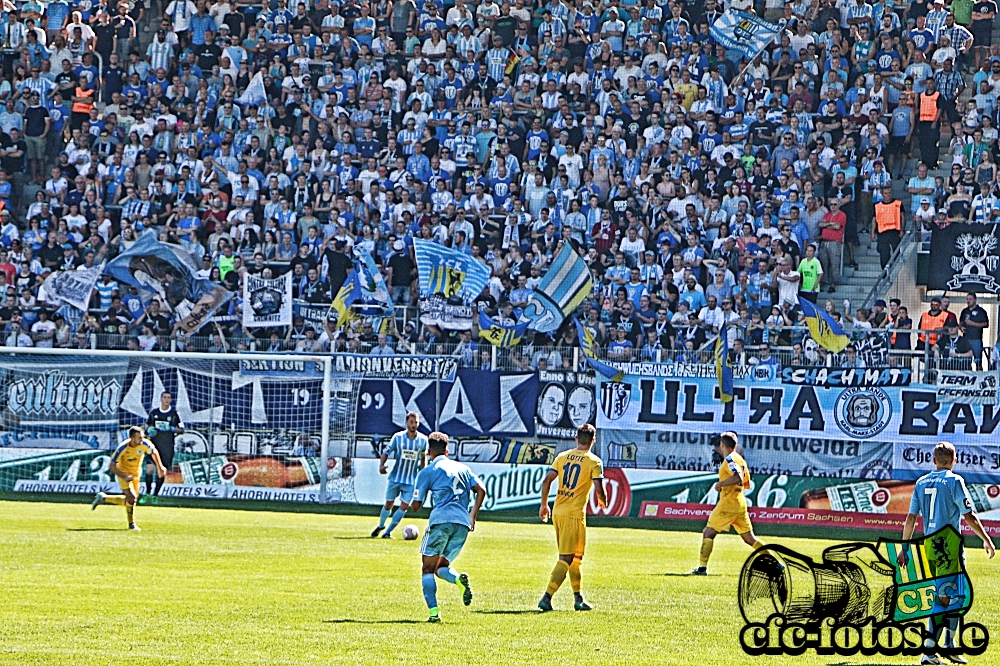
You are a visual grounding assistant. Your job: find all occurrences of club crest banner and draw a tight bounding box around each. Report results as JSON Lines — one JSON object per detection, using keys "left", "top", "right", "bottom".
{"left": 243, "top": 273, "right": 292, "bottom": 328}
{"left": 928, "top": 223, "right": 1000, "bottom": 293}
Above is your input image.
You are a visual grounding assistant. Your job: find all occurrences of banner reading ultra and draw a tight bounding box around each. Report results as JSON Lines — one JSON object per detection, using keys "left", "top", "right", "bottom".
{"left": 597, "top": 368, "right": 1000, "bottom": 481}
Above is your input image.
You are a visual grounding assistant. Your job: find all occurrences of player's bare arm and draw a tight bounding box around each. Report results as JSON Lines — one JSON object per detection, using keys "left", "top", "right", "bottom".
{"left": 539, "top": 469, "right": 558, "bottom": 522}
{"left": 379, "top": 451, "right": 389, "bottom": 475}
{"left": 469, "top": 484, "right": 486, "bottom": 532}
{"left": 963, "top": 512, "right": 997, "bottom": 559}
{"left": 147, "top": 441, "right": 168, "bottom": 479}
{"left": 594, "top": 477, "right": 608, "bottom": 509}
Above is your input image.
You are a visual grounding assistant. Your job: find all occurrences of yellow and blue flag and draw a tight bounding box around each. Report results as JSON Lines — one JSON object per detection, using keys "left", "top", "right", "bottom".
{"left": 715, "top": 326, "right": 734, "bottom": 403}
{"left": 330, "top": 270, "right": 361, "bottom": 330}
{"left": 574, "top": 317, "right": 623, "bottom": 381}
{"left": 798, "top": 296, "right": 850, "bottom": 353}
{"left": 478, "top": 310, "right": 528, "bottom": 347}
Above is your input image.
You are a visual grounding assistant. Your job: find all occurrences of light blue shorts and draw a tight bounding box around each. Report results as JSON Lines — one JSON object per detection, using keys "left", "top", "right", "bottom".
{"left": 420, "top": 523, "right": 470, "bottom": 563}
{"left": 385, "top": 480, "right": 415, "bottom": 503}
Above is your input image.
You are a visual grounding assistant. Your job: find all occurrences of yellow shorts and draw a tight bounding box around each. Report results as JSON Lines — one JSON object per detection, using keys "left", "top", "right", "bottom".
{"left": 706, "top": 505, "right": 753, "bottom": 535}
{"left": 554, "top": 515, "right": 586, "bottom": 559}
{"left": 117, "top": 476, "right": 141, "bottom": 498}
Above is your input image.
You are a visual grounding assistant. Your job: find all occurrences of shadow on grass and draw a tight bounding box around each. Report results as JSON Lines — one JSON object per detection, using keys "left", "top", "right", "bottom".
{"left": 323, "top": 619, "right": 425, "bottom": 624}
{"left": 327, "top": 536, "right": 379, "bottom": 540}
{"left": 471, "top": 610, "right": 540, "bottom": 615}
{"left": 659, "top": 572, "right": 713, "bottom": 577}
{"left": 66, "top": 528, "right": 124, "bottom": 532}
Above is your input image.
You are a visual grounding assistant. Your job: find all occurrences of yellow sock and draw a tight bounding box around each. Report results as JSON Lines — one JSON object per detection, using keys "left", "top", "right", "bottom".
{"left": 126, "top": 504, "right": 134, "bottom": 525}
{"left": 752, "top": 540, "right": 765, "bottom": 550}
{"left": 546, "top": 561, "right": 569, "bottom": 595}
{"left": 568, "top": 559, "right": 582, "bottom": 594}
{"left": 699, "top": 538, "right": 715, "bottom": 566}
{"left": 104, "top": 495, "right": 126, "bottom": 506}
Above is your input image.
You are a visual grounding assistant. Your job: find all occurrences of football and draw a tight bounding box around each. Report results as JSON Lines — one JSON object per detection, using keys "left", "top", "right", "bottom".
{"left": 402, "top": 525, "right": 419, "bottom": 541}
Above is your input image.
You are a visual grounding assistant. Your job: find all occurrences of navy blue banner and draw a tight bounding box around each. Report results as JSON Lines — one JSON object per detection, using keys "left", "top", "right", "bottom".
{"left": 355, "top": 370, "right": 537, "bottom": 438}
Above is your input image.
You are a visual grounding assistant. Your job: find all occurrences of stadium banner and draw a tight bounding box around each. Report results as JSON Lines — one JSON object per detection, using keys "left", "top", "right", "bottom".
{"left": 595, "top": 368, "right": 1000, "bottom": 479}
{"left": 103, "top": 234, "right": 233, "bottom": 334}
{"left": 780, "top": 366, "right": 912, "bottom": 387}
{"left": 236, "top": 354, "right": 458, "bottom": 381}
{"left": 637, "top": 502, "right": 1000, "bottom": 537}
{"left": 928, "top": 223, "right": 1000, "bottom": 293}
{"left": 354, "top": 369, "right": 536, "bottom": 437}
{"left": 892, "top": 441, "right": 1000, "bottom": 484}
{"left": 243, "top": 273, "right": 292, "bottom": 328}
{"left": 38, "top": 263, "right": 103, "bottom": 311}
{"left": 935, "top": 370, "right": 1000, "bottom": 405}
{"left": 419, "top": 294, "right": 475, "bottom": 330}
{"left": 0, "top": 357, "right": 129, "bottom": 446}
{"left": 535, "top": 369, "right": 597, "bottom": 440}
{"left": 597, "top": 427, "right": 894, "bottom": 478}
{"left": 293, "top": 299, "right": 335, "bottom": 330}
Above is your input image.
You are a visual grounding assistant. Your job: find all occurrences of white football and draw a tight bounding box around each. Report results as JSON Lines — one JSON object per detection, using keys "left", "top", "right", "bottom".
{"left": 402, "top": 524, "right": 420, "bottom": 541}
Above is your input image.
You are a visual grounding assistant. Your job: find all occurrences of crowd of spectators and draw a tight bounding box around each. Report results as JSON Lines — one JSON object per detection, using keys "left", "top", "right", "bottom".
{"left": 0, "top": 0, "right": 993, "bottom": 372}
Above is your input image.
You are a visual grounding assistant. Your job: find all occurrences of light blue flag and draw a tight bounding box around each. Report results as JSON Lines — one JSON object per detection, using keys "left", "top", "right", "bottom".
{"left": 710, "top": 12, "right": 783, "bottom": 60}
{"left": 103, "top": 233, "right": 233, "bottom": 334}
{"left": 355, "top": 251, "right": 393, "bottom": 316}
{"left": 521, "top": 245, "right": 593, "bottom": 333}
{"left": 412, "top": 238, "right": 490, "bottom": 303}
{"left": 236, "top": 71, "right": 267, "bottom": 107}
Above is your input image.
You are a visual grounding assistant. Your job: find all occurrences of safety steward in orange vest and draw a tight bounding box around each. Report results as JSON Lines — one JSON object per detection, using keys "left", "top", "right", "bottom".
{"left": 917, "top": 78, "right": 942, "bottom": 169}
{"left": 918, "top": 297, "right": 950, "bottom": 350}
{"left": 872, "top": 185, "right": 904, "bottom": 270}
{"left": 70, "top": 76, "right": 95, "bottom": 131}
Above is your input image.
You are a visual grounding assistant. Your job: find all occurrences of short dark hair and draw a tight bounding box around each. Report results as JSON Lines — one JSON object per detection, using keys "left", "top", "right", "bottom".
{"left": 577, "top": 423, "right": 596, "bottom": 445}
{"left": 428, "top": 431, "right": 449, "bottom": 454}
{"left": 719, "top": 431, "right": 738, "bottom": 450}
{"left": 128, "top": 425, "right": 144, "bottom": 437}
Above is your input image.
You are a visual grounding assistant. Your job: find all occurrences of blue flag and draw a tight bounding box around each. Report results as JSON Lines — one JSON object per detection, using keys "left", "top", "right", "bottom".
{"left": 715, "top": 326, "right": 734, "bottom": 403}
{"left": 354, "top": 251, "right": 393, "bottom": 317}
{"left": 575, "top": 317, "right": 623, "bottom": 381}
{"left": 103, "top": 233, "right": 232, "bottom": 334}
{"left": 798, "top": 296, "right": 850, "bottom": 353}
{"left": 521, "top": 245, "right": 594, "bottom": 333}
{"left": 236, "top": 71, "right": 267, "bottom": 107}
{"left": 412, "top": 238, "right": 490, "bottom": 303}
{"left": 478, "top": 310, "right": 528, "bottom": 347}
{"left": 710, "top": 12, "right": 783, "bottom": 60}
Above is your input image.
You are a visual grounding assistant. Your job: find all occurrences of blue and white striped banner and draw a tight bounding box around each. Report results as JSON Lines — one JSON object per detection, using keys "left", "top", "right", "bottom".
{"left": 412, "top": 239, "right": 490, "bottom": 303}
{"left": 710, "top": 11, "right": 783, "bottom": 59}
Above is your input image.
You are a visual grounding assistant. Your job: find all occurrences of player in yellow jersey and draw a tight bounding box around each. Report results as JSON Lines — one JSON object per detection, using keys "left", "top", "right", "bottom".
{"left": 91, "top": 426, "right": 166, "bottom": 531}
{"left": 538, "top": 423, "right": 607, "bottom": 611}
{"left": 691, "top": 431, "right": 765, "bottom": 575}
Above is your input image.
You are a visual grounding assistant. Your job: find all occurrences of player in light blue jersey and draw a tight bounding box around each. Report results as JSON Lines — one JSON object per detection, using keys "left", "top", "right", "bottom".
{"left": 410, "top": 431, "right": 486, "bottom": 623}
{"left": 903, "top": 441, "right": 995, "bottom": 666}
{"left": 372, "top": 411, "right": 428, "bottom": 539}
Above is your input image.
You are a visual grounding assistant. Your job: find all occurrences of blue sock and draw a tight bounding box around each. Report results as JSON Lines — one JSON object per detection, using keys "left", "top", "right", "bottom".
{"left": 386, "top": 508, "right": 406, "bottom": 533}
{"left": 436, "top": 566, "right": 459, "bottom": 585}
{"left": 378, "top": 507, "right": 390, "bottom": 528}
{"left": 421, "top": 573, "right": 438, "bottom": 610}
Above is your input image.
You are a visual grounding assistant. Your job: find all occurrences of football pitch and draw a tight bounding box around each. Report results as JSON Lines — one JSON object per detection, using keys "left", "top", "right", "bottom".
{"left": 1, "top": 501, "right": 998, "bottom": 666}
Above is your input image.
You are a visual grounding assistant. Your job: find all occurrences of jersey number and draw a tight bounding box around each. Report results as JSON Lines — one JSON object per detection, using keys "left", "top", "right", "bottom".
{"left": 562, "top": 463, "right": 581, "bottom": 490}
{"left": 925, "top": 487, "right": 937, "bottom": 521}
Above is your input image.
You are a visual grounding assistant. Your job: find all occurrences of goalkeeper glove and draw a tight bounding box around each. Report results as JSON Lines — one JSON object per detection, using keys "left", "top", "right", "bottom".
{"left": 148, "top": 427, "right": 158, "bottom": 438}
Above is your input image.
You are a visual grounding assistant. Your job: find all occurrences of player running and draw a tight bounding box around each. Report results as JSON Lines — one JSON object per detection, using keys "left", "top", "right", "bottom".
{"left": 144, "top": 391, "right": 184, "bottom": 501}
{"left": 372, "top": 411, "right": 427, "bottom": 538}
{"left": 902, "top": 441, "right": 995, "bottom": 665}
{"left": 91, "top": 426, "right": 167, "bottom": 531}
{"left": 538, "top": 423, "right": 607, "bottom": 612}
{"left": 691, "top": 432, "right": 765, "bottom": 575}
{"left": 410, "top": 431, "right": 486, "bottom": 623}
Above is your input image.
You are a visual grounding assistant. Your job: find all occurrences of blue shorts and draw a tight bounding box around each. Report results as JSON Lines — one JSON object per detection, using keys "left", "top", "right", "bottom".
{"left": 420, "top": 523, "right": 470, "bottom": 563}
{"left": 385, "top": 480, "right": 415, "bottom": 503}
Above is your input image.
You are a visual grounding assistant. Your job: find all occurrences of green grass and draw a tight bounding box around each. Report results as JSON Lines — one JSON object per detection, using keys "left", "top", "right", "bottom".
{"left": 0, "top": 501, "right": 998, "bottom": 666}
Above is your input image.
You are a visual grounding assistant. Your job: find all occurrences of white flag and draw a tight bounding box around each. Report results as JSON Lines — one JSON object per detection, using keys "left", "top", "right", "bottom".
{"left": 38, "top": 264, "right": 103, "bottom": 312}
{"left": 236, "top": 71, "right": 267, "bottom": 107}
